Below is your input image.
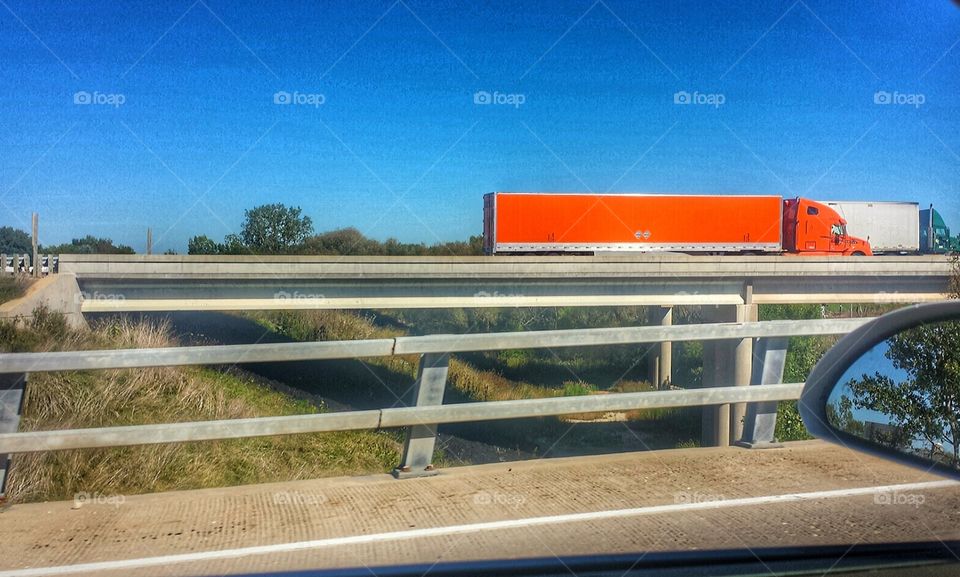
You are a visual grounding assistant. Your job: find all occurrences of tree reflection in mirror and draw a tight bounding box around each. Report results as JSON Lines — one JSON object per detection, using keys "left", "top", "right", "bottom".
{"left": 827, "top": 320, "right": 960, "bottom": 471}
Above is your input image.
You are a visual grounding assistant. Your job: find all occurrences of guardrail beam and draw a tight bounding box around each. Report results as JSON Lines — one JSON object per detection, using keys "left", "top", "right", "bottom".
{"left": 0, "top": 319, "right": 871, "bottom": 375}
{"left": 393, "top": 353, "right": 449, "bottom": 479}
{"left": 0, "top": 383, "right": 805, "bottom": 455}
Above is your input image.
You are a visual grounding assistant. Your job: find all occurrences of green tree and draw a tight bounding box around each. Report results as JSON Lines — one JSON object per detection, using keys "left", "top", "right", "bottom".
{"left": 187, "top": 235, "right": 220, "bottom": 255}
{"left": 301, "top": 228, "right": 483, "bottom": 256}
{"left": 825, "top": 395, "right": 863, "bottom": 436}
{"left": 240, "top": 204, "right": 313, "bottom": 253}
{"left": 0, "top": 226, "right": 32, "bottom": 254}
{"left": 303, "top": 227, "right": 377, "bottom": 255}
{"left": 760, "top": 304, "right": 831, "bottom": 441}
{"left": 43, "top": 235, "right": 135, "bottom": 254}
{"left": 221, "top": 234, "right": 247, "bottom": 255}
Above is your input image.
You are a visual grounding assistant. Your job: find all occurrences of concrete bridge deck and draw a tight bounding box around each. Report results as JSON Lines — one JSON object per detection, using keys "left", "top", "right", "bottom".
{"left": 55, "top": 254, "right": 953, "bottom": 310}
{"left": 1, "top": 441, "right": 958, "bottom": 577}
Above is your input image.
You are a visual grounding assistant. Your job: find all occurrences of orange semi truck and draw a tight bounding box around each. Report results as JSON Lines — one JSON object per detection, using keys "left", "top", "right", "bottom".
{"left": 482, "top": 192, "right": 872, "bottom": 256}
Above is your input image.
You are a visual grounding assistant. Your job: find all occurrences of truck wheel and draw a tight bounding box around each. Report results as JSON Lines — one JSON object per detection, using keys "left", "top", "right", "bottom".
{"left": 851, "top": 251, "right": 866, "bottom": 256}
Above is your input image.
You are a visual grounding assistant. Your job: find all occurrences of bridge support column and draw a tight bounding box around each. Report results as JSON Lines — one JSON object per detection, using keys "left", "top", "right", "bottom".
{"left": 701, "top": 306, "right": 734, "bottom": 447}
{"left": 393, "top": 353, "right": 449, "bottom": 479}
{"left": 730, "top": 300, "right": 757, "bottom": 442}
{"left": 647, "top": 306, "right": 673, "bottom": 389}
{"left": 700, "top": 297, "right": 755, "bottom": 447}
{"left": 737, "top": 337, "right": 789, "bottom": 448}
{"left": 0, "top": 373, "right": 26, "bottom": 500}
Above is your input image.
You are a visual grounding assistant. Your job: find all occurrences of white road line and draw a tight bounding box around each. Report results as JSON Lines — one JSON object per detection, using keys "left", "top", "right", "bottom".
{"left": 4, "top": 479, "right": 957, "bottom": 577}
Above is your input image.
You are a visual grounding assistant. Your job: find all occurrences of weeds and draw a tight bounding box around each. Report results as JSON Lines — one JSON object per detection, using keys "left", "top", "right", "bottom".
{"left": 2, "top": 308, "right": 401, "bottom": 503}
{"left": 0, "top": 276, "right": 31, "bottom": 304}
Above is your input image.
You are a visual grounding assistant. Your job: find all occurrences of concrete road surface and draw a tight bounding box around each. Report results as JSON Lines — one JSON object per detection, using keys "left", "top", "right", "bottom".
{"left": 1, "top": 440, "right": 958, "bottom": 577}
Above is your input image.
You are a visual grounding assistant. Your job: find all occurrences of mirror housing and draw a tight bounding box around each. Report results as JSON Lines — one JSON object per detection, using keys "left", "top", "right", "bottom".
{"left": 800, "top": 301, "right": 960, "bottom": 480}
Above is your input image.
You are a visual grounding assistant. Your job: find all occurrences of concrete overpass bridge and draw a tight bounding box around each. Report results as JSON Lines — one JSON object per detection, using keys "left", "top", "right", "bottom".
{"left": 57, "top": 254, "right": 954, "bottom": 311}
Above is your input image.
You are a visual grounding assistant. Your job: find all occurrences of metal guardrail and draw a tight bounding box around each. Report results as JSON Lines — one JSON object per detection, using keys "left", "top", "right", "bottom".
{"left": 0, "top": 384, "right": 805, "bottom": 454}
{"left": 0, "top": 317, "right": 872, "bottom": 485}
{"left": 0, "top": 318, "right": 869, "bottom": 373}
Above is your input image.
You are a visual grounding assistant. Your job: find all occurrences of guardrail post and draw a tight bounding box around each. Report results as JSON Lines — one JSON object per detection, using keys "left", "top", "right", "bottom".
{"left": 31, "top": 213, "right": 39, "bottom": 278}
{"left": 0, "top": 373, "right": 27, "bottom": 499}
{"left": 736, "top": 337, "right": 788, "bottom": 448}
{"left": 392, "top": 353, "right": 449, "bottom": 479}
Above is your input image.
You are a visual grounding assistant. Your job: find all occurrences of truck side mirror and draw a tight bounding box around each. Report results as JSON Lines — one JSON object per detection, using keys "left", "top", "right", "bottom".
{"left": 800, "top": 301, "right": 960, "bottom": 480}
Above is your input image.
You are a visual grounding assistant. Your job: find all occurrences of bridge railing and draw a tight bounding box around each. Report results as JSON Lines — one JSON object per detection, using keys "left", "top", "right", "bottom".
{"left": 0, "top": 254, "right": 57, "bottom": 276}
{"left": 0, "top": 317, "right": 871, "bottom": 490}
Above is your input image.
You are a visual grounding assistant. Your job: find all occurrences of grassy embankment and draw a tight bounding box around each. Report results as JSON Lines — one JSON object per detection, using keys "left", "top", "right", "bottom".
{"left": 244, "top": 308, "right": 703, "bottom": 451}
{"left": 253, "top": 303, "right": 910, "bottom": 446}
{"left": 2, "top": 306, "right": 400, "bottom": 503}
{"left": 0, "top": 276, "right": 31, "bottom": 304}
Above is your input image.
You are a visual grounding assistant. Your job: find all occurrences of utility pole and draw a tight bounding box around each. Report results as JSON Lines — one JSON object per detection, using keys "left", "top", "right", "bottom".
{"left": 146, "top": 228, "right": 153, "bottom": 255}
{"left": 31, "top": 213, "right": 39, "bottom": 277}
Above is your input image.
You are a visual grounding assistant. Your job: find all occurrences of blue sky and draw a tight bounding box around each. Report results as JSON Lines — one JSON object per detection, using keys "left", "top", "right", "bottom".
{"left": 1, "top": 0, "right": 958, "bottom": 252}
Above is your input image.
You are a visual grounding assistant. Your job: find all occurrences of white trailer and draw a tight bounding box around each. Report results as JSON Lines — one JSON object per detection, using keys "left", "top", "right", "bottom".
{"left": 823, "top": 201, "right": 920, "bottom": 254}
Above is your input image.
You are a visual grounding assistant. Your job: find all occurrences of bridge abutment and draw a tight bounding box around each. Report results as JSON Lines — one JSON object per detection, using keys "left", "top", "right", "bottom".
{"left": 0, "top": 273, "right": 86, "bottom": 329}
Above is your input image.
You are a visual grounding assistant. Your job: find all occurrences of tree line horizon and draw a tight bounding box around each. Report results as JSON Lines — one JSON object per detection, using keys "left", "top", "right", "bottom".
{"left": 0, "top": 203, "right": 484, "bottom": 256}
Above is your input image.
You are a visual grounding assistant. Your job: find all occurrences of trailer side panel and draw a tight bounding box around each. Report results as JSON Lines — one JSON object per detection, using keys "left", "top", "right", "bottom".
{"left": 489, "top": 193, "right": 783, "bottom": 253}
{"left": 824, "top": 201, "right": 920, "bottom": 253}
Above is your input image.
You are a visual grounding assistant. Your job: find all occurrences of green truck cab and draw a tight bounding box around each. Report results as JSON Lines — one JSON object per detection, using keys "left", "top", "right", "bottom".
{"left": 920, "top": 205, "right": 960, "bottom": 254}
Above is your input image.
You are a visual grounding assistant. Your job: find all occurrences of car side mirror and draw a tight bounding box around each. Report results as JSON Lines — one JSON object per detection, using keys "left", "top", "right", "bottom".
{"left": 800, "top": 301, "right": 960, "bottom": 480}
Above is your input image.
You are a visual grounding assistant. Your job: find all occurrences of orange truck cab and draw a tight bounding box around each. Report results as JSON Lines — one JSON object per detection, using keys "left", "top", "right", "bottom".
{"left": 783, "top": 198, "right": 872, "bottom": 256}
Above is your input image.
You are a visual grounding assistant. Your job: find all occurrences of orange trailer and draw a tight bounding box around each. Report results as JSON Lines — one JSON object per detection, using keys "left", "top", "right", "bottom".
{"left": 483, "top": 192, "right": 871, "bottom": 256}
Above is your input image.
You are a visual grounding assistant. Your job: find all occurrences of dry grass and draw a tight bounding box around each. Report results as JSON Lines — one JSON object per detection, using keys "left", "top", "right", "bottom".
{"left": 243, "top": 309, "right": 705, "bottom": 453}
{"left": 0, "top": 275, "right": 32, "bottom": 304}
{"left": 447, "top": 359, "right": 549, "bottom": 401}
{"left": 3, "top": 311, "right": 400, "bottom": 503}
{"left": 247, "top": 309, "right": 559, "bottom": 402}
